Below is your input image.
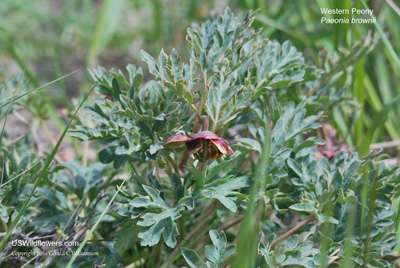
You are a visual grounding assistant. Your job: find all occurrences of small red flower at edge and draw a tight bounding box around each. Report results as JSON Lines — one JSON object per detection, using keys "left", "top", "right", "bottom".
{"left": 164, "top": 131, "right": 233, "bottom": 162}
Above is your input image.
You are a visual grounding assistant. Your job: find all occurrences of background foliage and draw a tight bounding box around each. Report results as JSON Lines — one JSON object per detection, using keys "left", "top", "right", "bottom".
{"left": 1, "top": 0, "right": 400, "bottom": 267}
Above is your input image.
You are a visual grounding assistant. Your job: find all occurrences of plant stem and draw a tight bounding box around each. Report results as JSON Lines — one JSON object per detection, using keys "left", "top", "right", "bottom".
{"left": 177, "top": 214, "right": 186, "bottom": 243}
{"left": 150, "top": 239, "right": 163, "bottom": 268}
{"left": 233, "top": 116, "right": 271, "bottom": 268}
{"left": 166, "top": 155, "right": 181, "bottom": 177}
{"left": 270, "top": 214, "right": 315, "bottom": 248}
{"left": 179, "top": 74, "right": 209, "bottom": 171}
{"left": 201, "top": 115, "right": 209, "bottom": 131}
{"left": 363, "top": 171, "right": 378, "bottom": 265}
{"left": 217, "top": 216, "right": 244, "bottom": 232}
{"left": 179, "top": 151, "right": 190, "bottom": 172}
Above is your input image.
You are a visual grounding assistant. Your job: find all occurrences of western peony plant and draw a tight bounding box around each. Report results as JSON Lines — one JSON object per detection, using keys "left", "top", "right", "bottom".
{"left": 67, "top": 8, "right": 400, "bottom": 268}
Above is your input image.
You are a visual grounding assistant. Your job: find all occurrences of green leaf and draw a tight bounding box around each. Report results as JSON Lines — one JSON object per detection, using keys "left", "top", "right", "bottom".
{"left": 236, "top": 138, "right": 262, "bottom": 154}
{"left": 287, "top": 158, "right": 302, "bottom": 177}
{"left": 289, "top": 203, "right": 316, "bottom": 213}
{"left": 113, "top": 224, "right": 141, "bottom": 255}
{"left": 284, "top": 235, "right": 299, "bottom": 253}
{"left": 129, "top": 197, "right": 152, "bottom": 207}
{"left": 207, "top": 161, "right": 231, "bottom": 181}
{"left": 162, "top": 217, "right": 179, "bottom": 248}
{"left": 182, "top": 248, "right": 207, "bottom": 268}
{"left": 142, "top": 185, "right": 168, "bottom": 208}
{"left": 255, "top": 40, "right": 305, "bottom": 90}
{"left": 138, "top": 220, "right": 164, "bottom": 247}
{"left": 201, "top": 176, "right": 251, "bottom": 212}
{"left": 140, "top": 49, "right": 161, "bottom": 78}
{"left": 317, "top": 213, "right": 339, "bottom": 224}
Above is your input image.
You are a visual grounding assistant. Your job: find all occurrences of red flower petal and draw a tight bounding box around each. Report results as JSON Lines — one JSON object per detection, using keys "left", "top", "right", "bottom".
{"left": 192, "top": 131, "right": 220, "bottom": 140}
{"left": 186, "top": 139, "right": 202, "bottom": 154}
{"left": 210, "top": 138, "right": 233, "bottom": 155}
{"left": 164, "top": 134, "right": 191, "bottom": 149}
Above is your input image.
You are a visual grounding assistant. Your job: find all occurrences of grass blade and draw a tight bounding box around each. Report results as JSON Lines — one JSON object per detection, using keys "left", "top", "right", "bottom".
{"left": 65, "top": 172, "right": 131, "bottom": 268}
{"left": 87, "top": 0, "right": 125, "bottom": 67}
{"left": 0, "top": 86, "right": 94, "bottom": 253}
{"left": 0, "top": 86, "right": 18, "bottom": 150}
{"left": 0, "top": 159, "right": 41, "bottom": 188}
{"left": 233, "top": 124, "right": 271, "bottom": 267}
{"left": 364, "top": 75, "right": 399, "bottom": 141}
{"left": 41, "top": 192, "right": 88, "bottom": 267}
{"left": 353, "top": 58, "right": 365, "bottom": 151}
{"left": 361, "top": 0, "right": 400, "bottom": 68}
{"left": 0, "top": 70, "right": 79, "bottom": 109}
{"left": 5, "top": 40, "right": 39, "bottom": 88}
{"left": 0, "top": 84, "right": 19, "bottom": 186}
{"left": 358, "top": 94, "right": 400, "bottom": 156}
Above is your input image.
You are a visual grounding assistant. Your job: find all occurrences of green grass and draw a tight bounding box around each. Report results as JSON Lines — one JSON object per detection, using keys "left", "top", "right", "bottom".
{"left": 87, "top": 0, "right": 125, "bottom": 68}
{"left": 0, "top": 83, "right": 19, "bottom": 188}
{"left": 65, "top": 173, "right": 130, "bottom": 268}
{"left": 41, "top": 192, "right": 89, "bottom": 267}
{"left": 0, "top": 85, "right": 94, "bottom": 254}
{"left": 234, "top": 115, "right": 271, "bottom": 268}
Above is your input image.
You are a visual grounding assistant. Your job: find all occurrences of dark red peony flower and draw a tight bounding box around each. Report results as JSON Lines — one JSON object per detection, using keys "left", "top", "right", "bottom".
{"left": 164, "top": 131, "right": 233, "bottom": 162}
{"left": 315, "top": 124, "right": 350, "bottom": 160}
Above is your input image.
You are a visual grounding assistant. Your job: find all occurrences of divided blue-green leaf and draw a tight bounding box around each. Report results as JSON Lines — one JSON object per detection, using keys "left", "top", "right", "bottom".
{"left": 182, "top": 230, "right": 236, "bottom": 268}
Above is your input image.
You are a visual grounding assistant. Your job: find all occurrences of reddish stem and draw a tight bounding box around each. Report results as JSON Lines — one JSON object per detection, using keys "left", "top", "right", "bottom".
{"left": 270, "top": 214, "right": 315, "bottom": 248}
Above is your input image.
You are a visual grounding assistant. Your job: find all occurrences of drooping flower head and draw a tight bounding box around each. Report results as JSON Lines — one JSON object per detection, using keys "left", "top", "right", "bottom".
{"left": 164, "top": 131, "right": 233, "bottom": 162}
{"left": 314, "top": 124, "right": 350, "bottom": 160}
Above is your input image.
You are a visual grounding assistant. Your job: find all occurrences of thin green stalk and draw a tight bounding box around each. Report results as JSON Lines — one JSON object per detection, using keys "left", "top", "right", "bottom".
{"left": 333, "top": 0, "right": 350, "bottom": 49}
{"left": 87, "top": 0, "right": 125, "bottom": 68}
{"left": 179, "top": 73, "right": 208, "bottom": 171}
{"left": 317, "top": 185, "right": 336, "bottom": 267}
{"left": 364, "top": 74, "right": 400, "bottom": 140}
{"left": 320, "top": 218, "right": 333, "bottom": 267}
{"left": 354, "top": 58, "right": 365, "bottom": 151}
{"left": 342, "top": 203, "right": 356, "bottom": 267}
{"left": 0, "top": 85, "right": 19, "bottom": 187}
{"left": 49, "top": 45, "right": 67, "bottom": 97}
{"left": 1, "top": 159, "right": 41, "bottom": 188}
{"left": 363, "top": 170, "right": 378, "bottom": 265}
{"left": 233, "top": 117, "right": 271, "bottom": 268}
{"left": 65, "top": 172, "right": 131, "bottom": 268}
{"left": 255, "top": 14, "right": 312, "bottom": 49}
{"left": 41, "top": 192, "right": 89, "bottom": 267}
{"left": 6, "top": 41, "right": 39, "bottom": 88}
{"left": 262, "top": 6, "right": 294, "bottom": 38}
{"left": 150, "top": 238, "right": 163, "bottom": 268}
{"left": 361, "top": 0, "right": 400, "bottom": 69}
{"left": 0, "top": 85, "right": 18, "bottom": 151}
{"left": 5, "top": 37, "right": 67, "bottom": 132}
{"left": 359, "top": 94, "right": 400, "bottom": 156}
{"left": 394, "top": 198, "right": 400, "bottom": 252}
{"left": 150, "top": 0, "right": 163, "bottom": 54}
{"left": 0, "top": 86, "right": 94, "bottom": 253}
{"left": 0, "top": 70, "right": 79, "bottom": 109}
